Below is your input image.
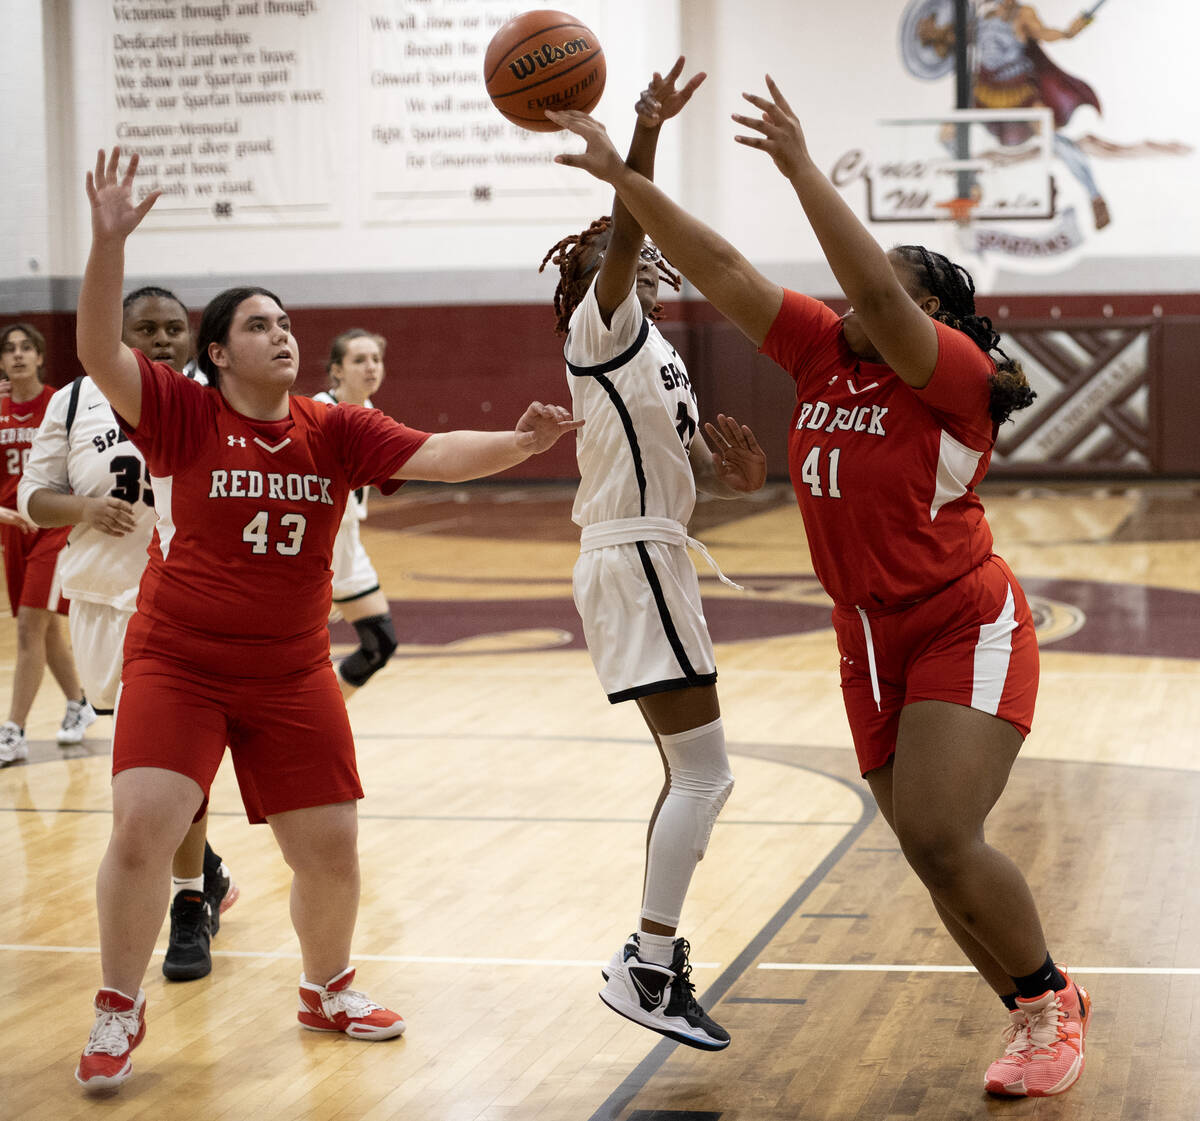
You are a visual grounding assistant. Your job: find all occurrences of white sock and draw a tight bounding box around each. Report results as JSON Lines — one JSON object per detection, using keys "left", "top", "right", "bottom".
{"left": 636, "top": 929, "right": 676, "bottom": 966}
{"left": 172, "top": 875, "right": 204, "bottom": 897}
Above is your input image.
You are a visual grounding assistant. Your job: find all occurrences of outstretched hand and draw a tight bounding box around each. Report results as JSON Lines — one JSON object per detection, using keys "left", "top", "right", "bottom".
{"left": 704, "top": 414, "right": 767, "bottom": 493}
{"left": 546, "top": 110, "right": 624, "bottom": 182}
{"left": 85, "top": 148, "right": 160, "bottom": 241}
{"left": 731, "top": 75, "right": 813, "bottom": 181}
{"left": 514, "top": 402, "right": 584, "bottom": 453}
{"left": 635, "top": 56, "right": 706, "bottom": 128}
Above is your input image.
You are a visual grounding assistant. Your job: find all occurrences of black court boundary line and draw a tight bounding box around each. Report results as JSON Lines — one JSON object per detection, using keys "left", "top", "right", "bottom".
{"left": 587, "top": 756, "right": 875, "bottom": 1121}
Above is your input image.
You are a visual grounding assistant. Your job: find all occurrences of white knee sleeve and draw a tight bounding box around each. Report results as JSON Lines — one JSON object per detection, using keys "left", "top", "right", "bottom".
{"left": 660, "top": 717, "right": 735, "bottom": 860}
{"left": 641, "top": 717, "right": 734, "bottom": 929}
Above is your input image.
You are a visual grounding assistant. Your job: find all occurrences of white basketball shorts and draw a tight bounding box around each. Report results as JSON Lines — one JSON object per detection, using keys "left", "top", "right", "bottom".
{"left": 69, "top": 599, "right": 134, "bottom": 712}
{"left": 573, "top": 540, "right": 717, "bottom": 703}
{"left": 331, "top": 516, "right": 381, "bottom": 603}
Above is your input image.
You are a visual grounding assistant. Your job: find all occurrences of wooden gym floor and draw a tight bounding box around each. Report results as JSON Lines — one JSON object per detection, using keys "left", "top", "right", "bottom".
{"left": 1, "top": 478, "right": 1199, "bottom": 1120}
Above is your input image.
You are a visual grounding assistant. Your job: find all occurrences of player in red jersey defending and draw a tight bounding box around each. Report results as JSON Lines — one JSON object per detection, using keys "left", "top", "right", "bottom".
{"left": 72, "top": 148, "right": 581, "bottom": 1092}
{"left": 548, "top": 73, "right": 1088, "bottom": 1099}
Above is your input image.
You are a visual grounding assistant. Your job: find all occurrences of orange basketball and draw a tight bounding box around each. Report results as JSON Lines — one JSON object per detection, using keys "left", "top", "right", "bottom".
{"left": 483, "top": 10, "right": 605, "bottom": 132}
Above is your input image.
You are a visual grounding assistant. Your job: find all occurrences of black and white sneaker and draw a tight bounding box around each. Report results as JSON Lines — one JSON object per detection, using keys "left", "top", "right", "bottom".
{"left": 601, "top": 932, "right": 639, "bottom": 982}
{"left": 202, "top": 843, "right": 239, "bottom": 938}
{"left": 599, "top": 936, "right": 730, "bottom": 1051}
{"left": 162, "top": 890, "right": 213, "bottom": 981}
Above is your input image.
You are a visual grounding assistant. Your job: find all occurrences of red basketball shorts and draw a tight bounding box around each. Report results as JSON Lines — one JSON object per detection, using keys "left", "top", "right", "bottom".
{"left": 0, "top": 523, "right": 69, "bottom": 616}
{"left": 834, "top": 555, "right": 1039, "bottom": 775}
{"left": 113, "top": 655, "right": 362, "bottom": 824}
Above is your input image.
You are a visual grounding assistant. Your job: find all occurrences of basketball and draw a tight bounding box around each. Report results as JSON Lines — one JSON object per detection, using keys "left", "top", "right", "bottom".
{"left": 483, "top": 10, "right": 605, "bottom": 132}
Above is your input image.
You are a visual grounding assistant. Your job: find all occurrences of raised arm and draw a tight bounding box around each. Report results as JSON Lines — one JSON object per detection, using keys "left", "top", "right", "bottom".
{"left": 732, "top": 77, "right": 939, "bottom": 386}
{"left": 548, "top": 110, "right": 783, "bottom": 347}
{"left": 394, "top": 402, "right": 583, "bottom": 483}
{"left": 77, "top": 149, "right": 161, "bottom": 426}
{"left": 593, "top": 57, "right": 704, "bottom": 323}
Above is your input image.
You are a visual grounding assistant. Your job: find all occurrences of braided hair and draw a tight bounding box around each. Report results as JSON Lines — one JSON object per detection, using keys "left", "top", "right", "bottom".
{"left": 538, "top": 215, "right": 682, "bottom": 335}
{"left": 892, "top": 245, "right": 1036, "bottom": 425}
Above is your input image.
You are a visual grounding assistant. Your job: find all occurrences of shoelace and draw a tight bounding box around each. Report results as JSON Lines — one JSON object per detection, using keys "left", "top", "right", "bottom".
{"left": 1025, "top": 993, "right": 1067, "bottom": 1052}
{"left": 325, "top": 987, "right": 383, "bottom": 1019}
{"left": 671, "top": 940, "right": 706, "bottom": 1014}
{"left": 1001, "top": 1012, "right": 1032, "bottom": 1056}
{"left": 84, "top": 1008, "right": 139, "bottom": 1056}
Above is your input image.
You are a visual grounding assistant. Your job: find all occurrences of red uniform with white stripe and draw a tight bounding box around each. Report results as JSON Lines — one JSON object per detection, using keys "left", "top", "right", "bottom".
{"left": 0, "top": 385, "right": 69, "bottom": 615}
{"left": 112, "top": 352, "right": 431, "bottom": 820}
{"left": 761, "top": 290, "right": 1038, "bottom": 772}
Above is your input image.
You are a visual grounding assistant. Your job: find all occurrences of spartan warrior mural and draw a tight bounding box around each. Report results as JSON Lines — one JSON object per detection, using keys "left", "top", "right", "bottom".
{"left": 904, "top": 0, "right": 1111, "bottom": 229}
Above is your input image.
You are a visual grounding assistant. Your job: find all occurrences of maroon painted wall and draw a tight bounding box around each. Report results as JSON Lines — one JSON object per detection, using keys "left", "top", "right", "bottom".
{"left": 10, "top": 292, "right": 1199, "bottom": 479}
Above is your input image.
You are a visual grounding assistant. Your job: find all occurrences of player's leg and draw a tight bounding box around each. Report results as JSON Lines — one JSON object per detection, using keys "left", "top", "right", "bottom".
{"left": 269, "top": 800, "right": 405, "bottom": 1040}
{"left": 598, "top": 682, "right": 732, "bottom": 1051}
{"left": 43, "top": 611, "right": 95, "bottom": 744}
{"left": 77, "top": 665, "right": 229, "bottom": 1090}
{"left": 888, "top": 701, "right": 1089, "bottom": 1097}
{"left": 334, "top": 588, "right": 395, "bottom": 701}
{"left": 163, "top": 814, "right": 241, "bottom": 981}
{"left": 78, "top": 765, "right": 205, "bottom": 1090}
{"left": 7, "top": 604, "right": 52, "bottom": 729}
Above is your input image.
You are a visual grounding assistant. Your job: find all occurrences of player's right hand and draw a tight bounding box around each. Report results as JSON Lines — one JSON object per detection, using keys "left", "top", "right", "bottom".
{"left": 547, "top": 111, "right": 625, "bottom": 183}
{"left": 85, "top": 147, "right": 161, "bottom": 242}
{"left": 635, "top": 56, "right": 706, "bottom": 128}
{"left": 84, "top": 495, "right": 139, "bottom": 537}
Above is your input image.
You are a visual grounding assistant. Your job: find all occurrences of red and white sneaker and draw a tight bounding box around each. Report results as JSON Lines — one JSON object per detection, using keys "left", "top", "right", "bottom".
{"left": 984, "top": 1008, "right": 1032, "bottom": 1095}
{"left": 1018, "top": 969, "right": 1092, "bottom": 1097}
{"left": 75, "top": 988, "right": 147, "bottom": 1090}
{"left": 297, "top": 967, "right": 406, "bottom": 1040}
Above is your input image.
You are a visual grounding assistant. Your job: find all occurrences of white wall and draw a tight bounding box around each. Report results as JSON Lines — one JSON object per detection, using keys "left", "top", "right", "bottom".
{"left": 3, "top": 0, "right": 1198, "bottom": 312}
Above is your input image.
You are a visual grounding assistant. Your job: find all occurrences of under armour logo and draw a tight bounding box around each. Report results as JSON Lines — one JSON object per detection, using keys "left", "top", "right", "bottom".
{"left": 227, "top": 435, "right": 246, "bottom": 447}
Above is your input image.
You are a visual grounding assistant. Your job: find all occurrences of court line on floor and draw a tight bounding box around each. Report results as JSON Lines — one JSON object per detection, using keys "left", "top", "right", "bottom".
{"left": 3, "top": 943, "right": 1194, "bottom": 977}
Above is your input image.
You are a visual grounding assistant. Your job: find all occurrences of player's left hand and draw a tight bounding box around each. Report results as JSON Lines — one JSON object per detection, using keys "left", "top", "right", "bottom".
{"left": 704, "top": 413, "right": 767, "bottom": 493}
{"left": 514, "top": 402, "right": 584, "bottom": 453}
{"left": 731, "top": 75, "right": 813, "bottom": 181}
{"left": 635, "top": 56, "right": 706, "bottom": 128}
{"left": 547, "top": 111, "right": 624, "bottom": 182}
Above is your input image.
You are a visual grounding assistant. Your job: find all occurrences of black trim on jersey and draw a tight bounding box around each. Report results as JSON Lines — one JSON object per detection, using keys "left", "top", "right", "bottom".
{"left": 64, "top": 376, "right": 86, "bottom": 438}
{"left": 567, "top": 318, "right": 653, "bottom": 517}
{"left": 635, "top": 539, "right": 707, "bottom": 685}
{"left": 565, "top": 316, "right": 650, "bottom": 378}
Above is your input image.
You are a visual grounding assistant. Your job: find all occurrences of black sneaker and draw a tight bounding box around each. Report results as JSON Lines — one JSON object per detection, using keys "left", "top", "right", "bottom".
{"left": 598, "top": 936, "right": 730, "bottom": 1051}
{"left": 202, "top": 844, "right": 238, "bottom": 938}
{"left": 162, "top": 890, "right": 213, "bottom": 981}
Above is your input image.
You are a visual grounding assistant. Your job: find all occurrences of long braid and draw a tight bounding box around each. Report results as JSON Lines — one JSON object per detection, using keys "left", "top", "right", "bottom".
{"left": 894, "top": 245, "right": 1037, "bottom": 424}
{"left": 539, "top": 216, "right": 682, "bottom": 335}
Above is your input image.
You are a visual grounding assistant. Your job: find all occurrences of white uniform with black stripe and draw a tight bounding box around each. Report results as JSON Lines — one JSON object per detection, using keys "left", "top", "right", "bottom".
{"left": 17, "top": 376, "right": 158, "bottom": 709}
{"left": 566, "top": 280, "right": 715, "bottom": 702}
{"left": 313, "top": 390, "right": 381, "bottom": 605}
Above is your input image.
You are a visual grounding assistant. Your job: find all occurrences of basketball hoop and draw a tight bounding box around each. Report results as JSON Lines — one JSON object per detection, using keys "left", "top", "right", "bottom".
{"left": 936, "top": 196, "right": 979, "bottom": 225}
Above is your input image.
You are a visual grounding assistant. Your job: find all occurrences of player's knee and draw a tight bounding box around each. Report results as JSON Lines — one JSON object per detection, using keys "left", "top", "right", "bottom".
{"left": 659, "top": 717, "right": 734, "bottom": 860}
{"left": 338, "top": 613, "right": 397, "bottom": 687}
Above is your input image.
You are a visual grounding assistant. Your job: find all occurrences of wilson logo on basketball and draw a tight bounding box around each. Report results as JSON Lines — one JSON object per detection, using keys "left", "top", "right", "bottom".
{"left": 506, "top": 36, "right": 593, "bottom": 81}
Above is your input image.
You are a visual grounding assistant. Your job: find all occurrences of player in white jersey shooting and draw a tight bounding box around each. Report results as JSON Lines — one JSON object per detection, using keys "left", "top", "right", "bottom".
{"left": 540, "top": 58, "right": 765, "bottom": 1052}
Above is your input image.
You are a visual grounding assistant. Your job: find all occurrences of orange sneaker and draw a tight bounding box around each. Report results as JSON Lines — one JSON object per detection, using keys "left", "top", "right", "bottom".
{"left": 297, "top": 967, "right": 406, "bottom": 1040}
{"left": 75, "top": 988, "right": 147, "bottom": 1090}
{"left": 984, "top": 1008, "right": 1032, "bottom": 1095}
{"left": 1017, "top": 970, "right": 1091, "bottom": 1097}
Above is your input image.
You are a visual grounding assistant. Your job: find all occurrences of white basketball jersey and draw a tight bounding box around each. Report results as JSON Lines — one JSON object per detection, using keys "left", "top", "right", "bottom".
{"left": 566, "top": 281, "right": 699, "bottom": 528}
{"left": 17, "top": 377, "right": 155, "bottom": 610}
{"left": 314, "top": 390, "right": 371, "bottom": 523}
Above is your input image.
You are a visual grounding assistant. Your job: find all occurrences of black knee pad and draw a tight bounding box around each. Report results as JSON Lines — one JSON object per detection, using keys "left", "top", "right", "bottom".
{"left": 339, "top": 613, "right": 398, "bottom": 687}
